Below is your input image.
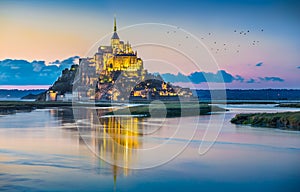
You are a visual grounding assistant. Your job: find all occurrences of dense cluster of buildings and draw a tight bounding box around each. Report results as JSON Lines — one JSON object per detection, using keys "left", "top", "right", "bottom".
{"left": 76, "top": 18, "right": 192, "bottom": 101}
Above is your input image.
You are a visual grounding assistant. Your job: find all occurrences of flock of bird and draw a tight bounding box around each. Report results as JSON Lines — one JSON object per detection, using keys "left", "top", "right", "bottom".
{"left": 166, "top": 28, "right": 264, "bottom": 54}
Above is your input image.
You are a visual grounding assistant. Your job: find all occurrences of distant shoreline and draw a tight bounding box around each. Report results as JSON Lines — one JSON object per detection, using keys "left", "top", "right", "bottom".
{"left": 0, "top": 101, "right": 73, "bottom": 115}
{"left": 1, "top": 89, "right": 300, "bottom": 101}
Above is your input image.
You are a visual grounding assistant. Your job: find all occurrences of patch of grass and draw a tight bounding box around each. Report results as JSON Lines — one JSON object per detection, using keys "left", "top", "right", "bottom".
{"left": 276, "top": 103, "right": 300, "bottom": 108}
{"left": 106, "top": 103, "right": 226, "bottom": 118}
{"left": 231, "top": 111, "right": 300, "bottom": 130}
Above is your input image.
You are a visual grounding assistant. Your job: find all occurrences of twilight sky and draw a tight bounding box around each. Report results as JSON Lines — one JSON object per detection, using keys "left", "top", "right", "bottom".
{"left": 0, "top": 0, "right": 299, "bottom": 89}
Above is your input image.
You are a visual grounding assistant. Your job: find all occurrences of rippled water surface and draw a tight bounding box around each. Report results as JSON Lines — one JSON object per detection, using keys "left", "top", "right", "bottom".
{"left": 0, "top": 105, "right": 300, "bottom": 191}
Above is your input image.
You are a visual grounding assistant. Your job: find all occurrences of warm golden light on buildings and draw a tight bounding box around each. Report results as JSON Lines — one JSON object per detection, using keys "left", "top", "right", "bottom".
{"left": 46, "top": 90, "right": 57, "bottom": 101}
{"left": 76, "top": 17, "right": 192, "bottom": 101}
{"left": 81, "top": 16, "right": 143, "bottom": 77}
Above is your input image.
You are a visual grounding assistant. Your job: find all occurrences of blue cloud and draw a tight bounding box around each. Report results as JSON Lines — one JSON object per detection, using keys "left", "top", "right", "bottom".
{"left": 297, "top": 66, "right": 300, "bottom": 69}
{"left": 259, "top": 76, "right": 284, "bottom": 82}
{"left": 0, "top": 56, "right": 285, "bottom": 86}
{"left": 255, "top": 62, "right": 263, "bottom": 67}
{"left": 0, "top": 56, "right": 78, "bottom": 85}
{"left": 56, "top": 56, "right": 80, "bottom": 70}
{"left": 235, "top": 75, "right": 244, "bottom": 82}
{"left": 246, "top": 78, "right": 256, "bottom": 83}
{"left": 162, "top": 73, "right": 190, "bottom": 83}
{"left": 161, "top": 70, "right": 285, "bottom": 85}
{"left": 162, "top": 70, "right": 241, "bottom": 84}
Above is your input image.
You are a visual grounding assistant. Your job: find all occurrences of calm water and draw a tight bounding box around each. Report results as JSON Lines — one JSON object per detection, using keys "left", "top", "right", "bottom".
{"left": 0, "top": 104, "right": 300, "bottom": 192}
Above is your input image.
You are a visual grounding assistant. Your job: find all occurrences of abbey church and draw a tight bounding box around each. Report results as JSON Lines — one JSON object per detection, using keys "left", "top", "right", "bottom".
{"left": 76, "top": 17, "right": 192, "bottom": 101}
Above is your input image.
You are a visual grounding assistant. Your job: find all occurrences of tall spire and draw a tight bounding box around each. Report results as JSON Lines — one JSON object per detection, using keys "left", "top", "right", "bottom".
{"left": 114, "top": 16, "right": 117, "bottom": 32}
{"left": 111, "top": 15, "right": 119, "bottom": 40}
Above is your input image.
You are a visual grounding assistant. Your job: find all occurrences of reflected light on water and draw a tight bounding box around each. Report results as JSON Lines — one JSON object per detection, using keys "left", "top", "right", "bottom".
{"left": 1, "top": 106, "right": 300, "bottom": 191}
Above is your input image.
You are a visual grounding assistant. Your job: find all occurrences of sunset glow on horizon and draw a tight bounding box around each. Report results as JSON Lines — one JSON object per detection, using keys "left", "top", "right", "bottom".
{"left": 1, "top": 0, "right": 299, "bottom": 89}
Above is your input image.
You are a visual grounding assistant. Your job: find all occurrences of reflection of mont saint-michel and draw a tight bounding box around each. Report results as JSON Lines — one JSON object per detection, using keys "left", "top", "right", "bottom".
{"left": 72, "top": 17, "right": 193, "bottom": 101}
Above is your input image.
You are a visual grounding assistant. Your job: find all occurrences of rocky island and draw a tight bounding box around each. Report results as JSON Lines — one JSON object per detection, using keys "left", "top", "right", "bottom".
{"left": 36, "top": 17, "right": 194, "bottom": 104}
{"left": 30, "top": 18, "right": 222, "bottom": 118}
{"left": 1, "top": 18, "right": 227, "bottom": 118}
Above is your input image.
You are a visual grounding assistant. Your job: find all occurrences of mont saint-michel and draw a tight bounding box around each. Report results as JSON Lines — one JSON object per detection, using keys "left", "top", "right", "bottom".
{"left": 44, "top": 18, "right": 193, "bottom": 102}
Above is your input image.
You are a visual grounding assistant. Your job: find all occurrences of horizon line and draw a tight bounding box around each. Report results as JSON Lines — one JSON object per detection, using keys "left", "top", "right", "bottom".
{"left": 0, "top": 85, "right": 299, "bottom": 91}
{"left": 0, "top": 85, "right": 51, "bottom": 90}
